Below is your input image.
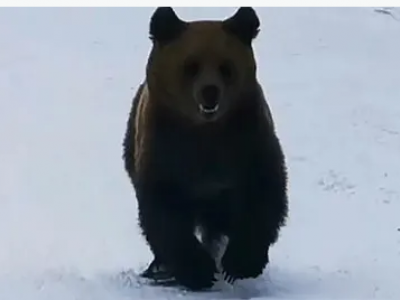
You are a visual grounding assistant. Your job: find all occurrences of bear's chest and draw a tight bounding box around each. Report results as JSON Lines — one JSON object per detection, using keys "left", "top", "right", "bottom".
{"left": 182, "top": 141, "right": 237, "bottom": 199}
{"left": 151, "top": 125, "right": 250, "bottom": 199}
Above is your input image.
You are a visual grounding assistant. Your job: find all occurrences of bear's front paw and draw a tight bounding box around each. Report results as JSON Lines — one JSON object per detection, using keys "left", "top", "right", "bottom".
{"left": 221, "top": 240, "right": 268, "bottom": 283}
{"left": 172, "top": 249, "right": 218, "bottom": 291}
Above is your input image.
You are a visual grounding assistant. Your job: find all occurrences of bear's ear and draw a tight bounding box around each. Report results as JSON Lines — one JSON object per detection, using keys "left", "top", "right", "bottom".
{"left": 149, "top": 7, "right": 188, "bottom": 44}
{"left": 222, "top": 7, "right": 260, "bottom": 46}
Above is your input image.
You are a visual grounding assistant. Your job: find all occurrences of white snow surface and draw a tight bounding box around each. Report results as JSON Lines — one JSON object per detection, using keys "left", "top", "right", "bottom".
{"left": 1, "top": 6, "right": 400, "bottom": 300}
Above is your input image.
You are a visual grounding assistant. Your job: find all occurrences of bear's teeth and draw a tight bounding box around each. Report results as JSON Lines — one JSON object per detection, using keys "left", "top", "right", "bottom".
{"left": 199, "top": 104, "right": 219, "bottom": 114}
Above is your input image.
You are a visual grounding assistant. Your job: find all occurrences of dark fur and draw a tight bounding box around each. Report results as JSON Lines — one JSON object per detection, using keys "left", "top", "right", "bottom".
{"left": 122, "top": 7, "right": 288, "bottom": 291}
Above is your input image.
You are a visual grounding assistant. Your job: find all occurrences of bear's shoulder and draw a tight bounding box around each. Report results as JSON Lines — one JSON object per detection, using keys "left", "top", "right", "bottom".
{"left": 122, "top": 82, "right": 150, "bottom": 185}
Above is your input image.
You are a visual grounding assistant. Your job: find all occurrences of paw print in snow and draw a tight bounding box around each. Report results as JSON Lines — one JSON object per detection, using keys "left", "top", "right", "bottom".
{"left": 318, "top": 170, "right": 356, "bottom": 195}
{"left": 378, "top": 187, "right": 399, "bottom": 204}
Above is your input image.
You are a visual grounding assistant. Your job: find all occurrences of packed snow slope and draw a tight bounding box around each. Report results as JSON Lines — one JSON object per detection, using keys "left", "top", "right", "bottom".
{"left": 1, "top": 6, "right": 400, "bottom": 300}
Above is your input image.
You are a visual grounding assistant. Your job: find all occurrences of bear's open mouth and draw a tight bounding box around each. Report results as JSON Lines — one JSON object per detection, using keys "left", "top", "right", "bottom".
{"left": 199, "top": 104, "right": 219, "bottom": 114}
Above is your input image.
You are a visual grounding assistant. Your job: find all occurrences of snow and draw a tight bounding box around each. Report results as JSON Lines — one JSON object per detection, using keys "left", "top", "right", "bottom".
{"left": 1, "top": 6, "right": 400, "bottom": 300}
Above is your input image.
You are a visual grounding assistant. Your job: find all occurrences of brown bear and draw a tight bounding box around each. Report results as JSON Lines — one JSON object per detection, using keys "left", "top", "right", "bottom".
{"left": 122, "top": 7, "right": 289, "bottom": 291}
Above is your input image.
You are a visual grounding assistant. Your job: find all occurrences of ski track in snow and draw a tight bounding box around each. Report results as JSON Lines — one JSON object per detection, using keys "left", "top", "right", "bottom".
{"left": 1, "top": 7, "right": 400, "bottom": 300}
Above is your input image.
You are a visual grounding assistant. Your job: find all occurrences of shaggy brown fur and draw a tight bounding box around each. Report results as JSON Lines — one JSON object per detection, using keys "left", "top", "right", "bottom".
{"left": 122, "top": 7, "right": 288, "bottom": 291}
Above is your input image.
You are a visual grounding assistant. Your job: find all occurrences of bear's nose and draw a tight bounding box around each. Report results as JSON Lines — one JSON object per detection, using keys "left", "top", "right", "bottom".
{"left": 200, "top": 84, "right": 221, "bottom": 109}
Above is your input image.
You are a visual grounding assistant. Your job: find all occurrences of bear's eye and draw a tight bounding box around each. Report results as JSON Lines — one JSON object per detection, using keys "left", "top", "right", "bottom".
{"left": 219, "top": 60, "right": 234, "bottom": 82}
{"left": 183, "top": 60, "right": 201, "bottom": 79}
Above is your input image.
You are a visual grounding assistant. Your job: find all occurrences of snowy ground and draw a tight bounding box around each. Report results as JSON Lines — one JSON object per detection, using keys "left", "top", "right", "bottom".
{"left": 1, "top": 6, "right": 400, "bottom": 300}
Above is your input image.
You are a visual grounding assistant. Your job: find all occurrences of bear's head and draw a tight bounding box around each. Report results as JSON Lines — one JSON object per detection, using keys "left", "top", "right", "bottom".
{"left": 146, "top": 7, "right": 260, "bottom": 124}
